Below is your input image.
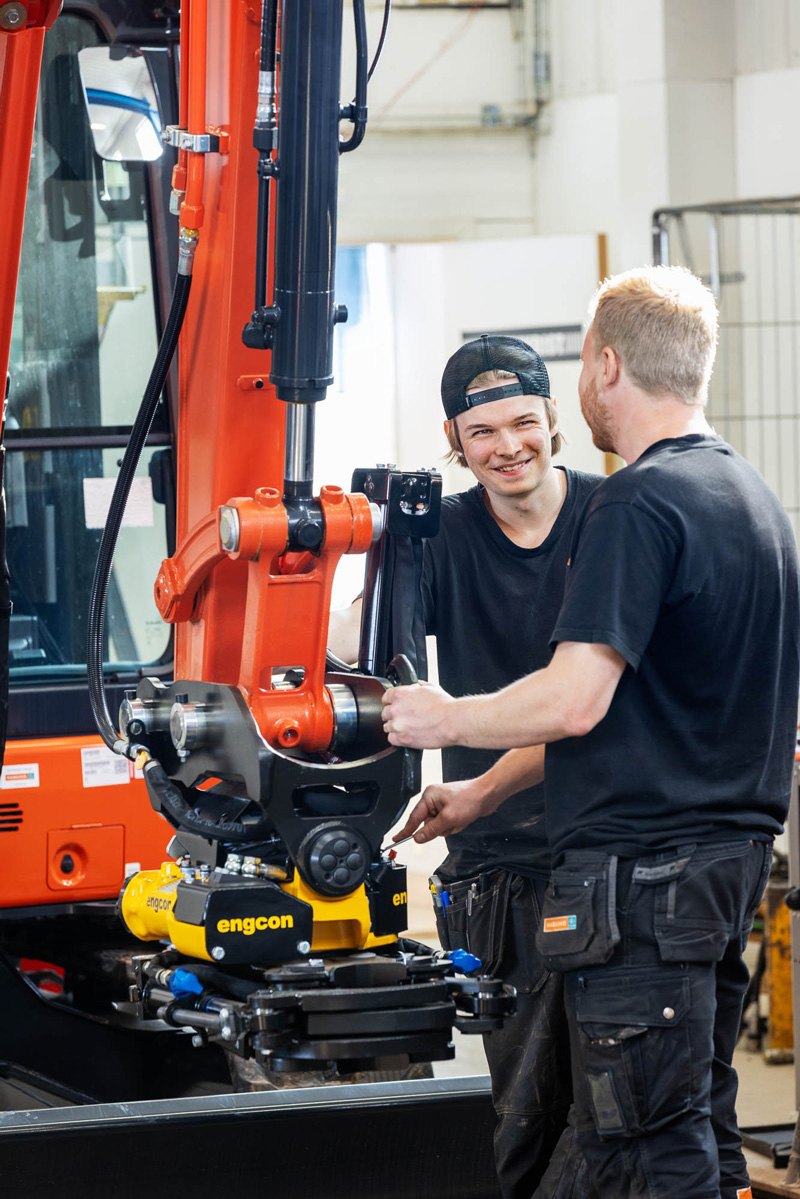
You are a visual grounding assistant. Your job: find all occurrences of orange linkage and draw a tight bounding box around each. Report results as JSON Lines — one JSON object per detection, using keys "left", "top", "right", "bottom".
{"left": 156, "top": 487, "right": 374, "bottom": 753}
{"left": 166, "top": 3, "right": 367, "bottom": 759}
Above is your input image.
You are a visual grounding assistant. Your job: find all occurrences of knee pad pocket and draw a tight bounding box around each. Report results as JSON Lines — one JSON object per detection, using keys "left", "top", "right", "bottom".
{"left": 572, "top": 970, "right": 693, "bottom": 1139}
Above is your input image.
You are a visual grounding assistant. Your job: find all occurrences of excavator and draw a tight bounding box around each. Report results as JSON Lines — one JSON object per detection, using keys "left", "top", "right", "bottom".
{"left": 0, "top": 0, "right": 514, "bottom": 1114}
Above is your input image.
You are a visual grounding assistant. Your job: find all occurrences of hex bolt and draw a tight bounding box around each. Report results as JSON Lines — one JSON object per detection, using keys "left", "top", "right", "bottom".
{"left": 296, "top": 940, "right": 311, "bottom": 955}
{"left": 211, "top": 946, "right": 226, "bottom": 961}
{"left": 0, "top": 3, "right": 27, "bottom": 30}
{"left": 191, "top": 1034, "right": 204, "bottom": 1049}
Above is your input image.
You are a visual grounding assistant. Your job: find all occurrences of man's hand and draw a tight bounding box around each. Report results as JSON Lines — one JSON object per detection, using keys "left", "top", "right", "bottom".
{"left": 393, "top": 777, "right": 502, "bottom": 844}
{"left": 382, "top": 682, "right": 458, "bottom": 749}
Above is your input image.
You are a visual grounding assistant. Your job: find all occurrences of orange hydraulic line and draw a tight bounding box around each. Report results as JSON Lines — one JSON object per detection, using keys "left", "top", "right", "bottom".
{"left": 171, "top": 0, "right": 191, "bottom": 198}
{"left": 0, "top": 27, "right": 46, "bottom": 437}
{"left": 181, "top": 0, "right": 208, "bottom": 230}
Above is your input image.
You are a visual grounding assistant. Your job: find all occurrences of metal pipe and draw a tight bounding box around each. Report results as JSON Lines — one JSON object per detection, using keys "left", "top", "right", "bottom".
{"left": 170, "top": 0, "right": 191, "bottom": 208}
{"left": 708, "top": 215, "right": 721, "bottom": 301}
{"left": 358, "top": 533, "right": 388, "bottom": 676}
{"left": 652, "top": 215, "right": 670, "bottom": 266}
{"left": 283, "top": 403, "right": 316, "bottom": 488}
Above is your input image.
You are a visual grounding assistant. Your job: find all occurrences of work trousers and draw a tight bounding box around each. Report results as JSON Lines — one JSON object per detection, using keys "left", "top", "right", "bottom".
{"left": 436, "top": 870, "right": 576, "bottom": 1199}
{"left": 559, "top": 839, "right": 771, "bottom": 1199}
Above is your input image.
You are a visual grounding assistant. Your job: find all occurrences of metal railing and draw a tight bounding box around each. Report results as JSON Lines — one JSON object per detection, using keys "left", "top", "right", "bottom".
{"left": 653, "top": 197, "right": 800, "bottom": 540}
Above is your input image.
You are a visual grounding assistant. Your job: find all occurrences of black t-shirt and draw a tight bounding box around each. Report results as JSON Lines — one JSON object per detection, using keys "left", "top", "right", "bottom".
{"left": 420, "top": 467, "right": 602, "bottom": 879}
{"left": 547, "top": 435, "right": 800, "bottom": 862}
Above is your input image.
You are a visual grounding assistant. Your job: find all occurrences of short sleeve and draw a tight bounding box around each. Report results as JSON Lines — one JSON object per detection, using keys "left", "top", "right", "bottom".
{"left": 551, "top": 501, "right": 678, "bottom": 669}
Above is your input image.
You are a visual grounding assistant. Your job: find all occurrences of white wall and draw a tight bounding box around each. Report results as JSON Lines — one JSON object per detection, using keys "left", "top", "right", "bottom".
{"left": 339, "top": 1, "right": 800, "bottom": 265}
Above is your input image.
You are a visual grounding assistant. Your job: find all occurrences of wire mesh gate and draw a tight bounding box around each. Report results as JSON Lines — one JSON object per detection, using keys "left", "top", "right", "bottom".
{"left": 653, "top": 197, "right": 800, "bottom": 541}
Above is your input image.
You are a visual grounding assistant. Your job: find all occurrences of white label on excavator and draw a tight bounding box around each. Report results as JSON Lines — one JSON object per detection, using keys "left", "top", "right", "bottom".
{"left": 81, "top": 746, "right": 130, "bottom": 788}
{"left": 0, "top": 763, "right": 39, "bottom": 789}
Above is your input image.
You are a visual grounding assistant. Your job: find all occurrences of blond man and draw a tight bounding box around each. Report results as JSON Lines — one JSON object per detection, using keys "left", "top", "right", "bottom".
{"left": 384, "top": 267, "right": 800, "bottom": 1199}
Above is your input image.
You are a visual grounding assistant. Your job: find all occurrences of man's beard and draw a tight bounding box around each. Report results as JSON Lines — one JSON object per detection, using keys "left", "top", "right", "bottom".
{"left": 580, "top": 376, "right": 616, "bottom": 454}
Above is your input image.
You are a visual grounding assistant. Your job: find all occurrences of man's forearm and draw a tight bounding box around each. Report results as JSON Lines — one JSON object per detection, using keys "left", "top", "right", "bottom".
{"left": 438, "top": 642, "right": 627, "bottom": 750}
{"left": 327, "top": 599, "right": 363, "bottom": 665}
{"left": 478, "top": 745, "right": 545, "bottom": 805}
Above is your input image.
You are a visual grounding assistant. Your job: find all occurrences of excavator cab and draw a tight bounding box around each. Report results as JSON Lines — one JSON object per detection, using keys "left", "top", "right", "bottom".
{"left": 3, "top": 7, "right": 179, "bottom": 910}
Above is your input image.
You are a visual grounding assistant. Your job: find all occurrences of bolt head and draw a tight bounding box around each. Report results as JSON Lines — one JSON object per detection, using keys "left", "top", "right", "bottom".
{"left": 296, "top": 940, "right": 311, "bottom": 955}
{"left": 211, "top": 945, "right": 226, "bottom": 961}
{"left": 219, "top": 506, "right": 240, "bottom": 552}
{"left": 0, "top": 3, "right": 27, "bottom": 31}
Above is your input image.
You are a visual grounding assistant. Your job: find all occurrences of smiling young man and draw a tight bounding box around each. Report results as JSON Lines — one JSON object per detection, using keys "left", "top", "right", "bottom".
{"left": 330, "top": 334, "right": 602, "bottom": 1199}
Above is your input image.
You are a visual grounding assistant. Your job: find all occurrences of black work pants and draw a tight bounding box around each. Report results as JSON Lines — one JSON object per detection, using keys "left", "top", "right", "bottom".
{"left": 437, "top": 871, "right": 576, "bottom": 1198}
{"left": 561, "top": 839, "right": 771, "bottom": 1199}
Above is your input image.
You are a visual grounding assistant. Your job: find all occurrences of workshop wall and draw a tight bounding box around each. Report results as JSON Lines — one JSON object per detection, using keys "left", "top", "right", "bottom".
{"left": 339, "top": 0, "right": 800, "bottom": 268}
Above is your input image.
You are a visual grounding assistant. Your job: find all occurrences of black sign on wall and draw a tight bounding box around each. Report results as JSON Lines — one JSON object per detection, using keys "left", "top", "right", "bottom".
{"left": 462, "top": 326, "right": 584, "bottom": 362}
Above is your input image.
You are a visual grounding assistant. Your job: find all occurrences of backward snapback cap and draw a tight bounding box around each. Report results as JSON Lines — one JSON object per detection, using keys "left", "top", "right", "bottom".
{"left": 441, "top": 334, "right": 550, "bottom": 420}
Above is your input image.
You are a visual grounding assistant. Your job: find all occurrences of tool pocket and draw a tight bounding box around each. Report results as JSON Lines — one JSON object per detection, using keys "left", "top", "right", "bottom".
{"left": 535, "top": 854, "right": 619, "bottom": 972}
{"left": 640, "top": 841, "right": 750, "bottom": 963}
{"left": 433, "top": 870, "right": 510, "bottom": 976}
{"left": 572, "top": 969, "right": 692, "bottom": 1138}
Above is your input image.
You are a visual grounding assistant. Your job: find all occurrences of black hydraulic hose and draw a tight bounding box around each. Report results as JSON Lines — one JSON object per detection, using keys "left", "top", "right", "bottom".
{"left": 367, "top": 0, "right": 391, "bottom": 81}
{"left": 143, "top": 760, "right": 274, "bottom": 842}
{"left": 259, "top": 0, "right": 278, "bottom": 72}
{"left": 340, "top": 0, "right": 368, "bottom": 153}
{"left": 87, "top": 263, "right": 194, "bottom": 757}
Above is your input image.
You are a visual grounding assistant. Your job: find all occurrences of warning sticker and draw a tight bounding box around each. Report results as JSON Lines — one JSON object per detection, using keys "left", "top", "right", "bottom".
{"left": 543, "top": 915, "right": 577, "bottom": 933}
{"left": 81, "top": 746, "right": 131, "bottom": 789}
{"left": 0, "top": 763, "right": 40, "bottom": 789}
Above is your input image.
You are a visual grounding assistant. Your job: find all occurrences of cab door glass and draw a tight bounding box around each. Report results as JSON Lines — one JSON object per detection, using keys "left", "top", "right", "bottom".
{"left": 6, "top": 15, "right": 171, "bottom": 682}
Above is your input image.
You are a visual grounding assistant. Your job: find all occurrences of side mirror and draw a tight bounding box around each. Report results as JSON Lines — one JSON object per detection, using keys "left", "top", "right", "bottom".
{"left": 78, "top": 46, "right": 163, "bottom": 163}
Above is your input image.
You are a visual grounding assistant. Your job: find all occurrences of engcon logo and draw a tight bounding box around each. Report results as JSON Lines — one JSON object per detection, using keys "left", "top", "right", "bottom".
{"left": 146, "top": 895, "right": 173, "bottom": 913}
{"left": 217, "top": 915, "right": 294, "bottom": 935}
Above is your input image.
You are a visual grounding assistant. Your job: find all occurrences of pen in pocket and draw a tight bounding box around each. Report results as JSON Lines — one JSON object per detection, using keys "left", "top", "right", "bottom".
{"left": 429, "top": 873, "right": 451, "bottom": 916}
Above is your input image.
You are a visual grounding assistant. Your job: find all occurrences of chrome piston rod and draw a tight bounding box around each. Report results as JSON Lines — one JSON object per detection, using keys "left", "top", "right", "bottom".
{"left": 284, "top": 402, "right": 316, "bottom": 498}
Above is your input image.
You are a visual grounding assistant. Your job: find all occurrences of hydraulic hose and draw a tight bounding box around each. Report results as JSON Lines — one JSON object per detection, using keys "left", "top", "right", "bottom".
{"left": 87, "top": 246, "right": 196, "bottom": 758}
{"left": 340, "top": 0, "right": 368, "bottom": 153}
{"left": 368, "top": 0, "right": 391, "bottom": 81}
{"left": 143, "top": 760, "right": 273, "bottom": 843}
